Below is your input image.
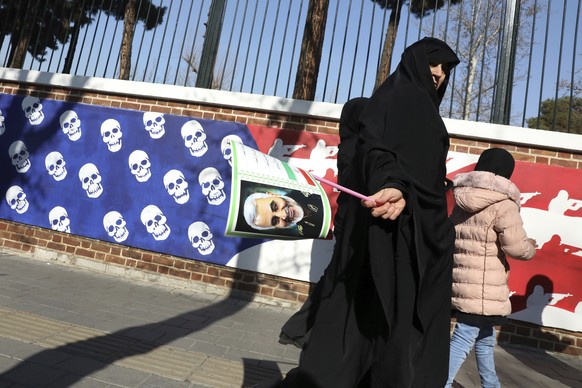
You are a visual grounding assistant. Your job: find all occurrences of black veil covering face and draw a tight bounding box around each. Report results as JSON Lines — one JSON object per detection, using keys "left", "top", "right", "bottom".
{"left": 280, "top": 37, "right": 460, "bottom": 388}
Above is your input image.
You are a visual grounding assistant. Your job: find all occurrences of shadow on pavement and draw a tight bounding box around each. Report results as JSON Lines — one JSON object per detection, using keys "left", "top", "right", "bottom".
{"left": 498, "top": 344, "right": 582, "bottom": 387}
{"left": 0, "top": 267, "right": 286, "bottom": 387}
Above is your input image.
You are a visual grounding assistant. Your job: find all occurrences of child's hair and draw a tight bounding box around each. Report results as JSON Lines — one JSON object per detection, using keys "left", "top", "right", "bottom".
{"left": 474, "top": 148, "right": 515, "bottom": 179}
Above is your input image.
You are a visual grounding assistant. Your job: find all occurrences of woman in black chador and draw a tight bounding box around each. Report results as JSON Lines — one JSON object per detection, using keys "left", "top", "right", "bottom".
{"left": 279, "top": 37, "right": 460, "bottom": 388}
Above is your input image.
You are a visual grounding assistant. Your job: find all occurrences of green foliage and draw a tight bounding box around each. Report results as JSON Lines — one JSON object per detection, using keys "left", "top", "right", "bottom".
{"left": 526, "top": 96, "right": 582, "bottom": 134}
{"left": 0, "top": 0, "right": 165, "bottom": 62}
{"left": 370, "top": 0, "right": 462, "bottom": 17}
{"left": 96, "top": 0, "right": 166, "bottom": 30}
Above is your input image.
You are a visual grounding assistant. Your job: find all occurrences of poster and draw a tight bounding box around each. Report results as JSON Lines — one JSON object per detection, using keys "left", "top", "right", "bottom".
{"left": 225, "top": 141, "right": 331, "bottom": 239}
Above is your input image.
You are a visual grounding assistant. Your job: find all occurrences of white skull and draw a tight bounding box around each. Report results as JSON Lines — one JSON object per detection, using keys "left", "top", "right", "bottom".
{"left": 100, "top": 119, "right": 123, "bottom": 152}
{"left": 21, "top": 96, "right": 44, "bottom": 125}
{"left": 221, "top": 135, "right": 243, "bottom": 166}
{"left": 48, "top": 206, "right": 71, "bottom": 233}
{"left": 103, "top": 211, "right": 129, "bottom": 243}
{"left": 163, "top": 169, "right": 189, "bottom": 204}
{"left": 181, "top": 120, "right": 208, "bottom": 157}
{"left": 198, "top": 167, "right": 226, "bottom": 205}
{"left": 78, "top": 163, "right": 103, "bottom": 198}
{"left": 5, "top": 185, "right": 29, "bottom": 214}
{"left": 8, "top": 140, "right": 31, "bottom": 173}
{"left": 188, "top": 221, "right": 215, "bottom": 255}
{"left": 143, "top": 112, "right": 165, "bottom": 139}
{"left": 128, "top": 150, "right": 152, "bottom": 182}
{"left": 140, "top": 205, "right": 171, "bottom": 241}
{"left": 59, "top": 110, "right": 82, "bottom": 141}
{"left": 45, "top": 151, "right": 67, "bottom": 181}
{"left": 0, "top": 109, "right": 5, "bottom": 136}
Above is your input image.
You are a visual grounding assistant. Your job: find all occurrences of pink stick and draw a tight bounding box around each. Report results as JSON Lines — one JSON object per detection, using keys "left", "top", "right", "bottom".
{"left": 311, "top": 174, "right": 375, "bottom": 203}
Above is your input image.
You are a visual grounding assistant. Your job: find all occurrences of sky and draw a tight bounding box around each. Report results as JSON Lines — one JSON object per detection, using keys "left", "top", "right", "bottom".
{"left": 1, "top": 0, "right": 580, "bottom": 127}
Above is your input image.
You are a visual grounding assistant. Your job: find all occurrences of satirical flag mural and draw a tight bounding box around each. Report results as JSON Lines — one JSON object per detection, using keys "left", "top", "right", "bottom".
{"left": 0, "top": 94, "right": 341, "bottom": 275}
{"left": 1, "top": 93, "right": 582, "bottom": 332}
{"left": 0, "top": 94, "right": 267, "bottom": 265}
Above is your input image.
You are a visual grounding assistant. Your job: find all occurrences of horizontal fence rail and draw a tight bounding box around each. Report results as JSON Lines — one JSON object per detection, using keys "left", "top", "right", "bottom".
{"left": 0, "top": 0, "right": 580, "bottom": 134}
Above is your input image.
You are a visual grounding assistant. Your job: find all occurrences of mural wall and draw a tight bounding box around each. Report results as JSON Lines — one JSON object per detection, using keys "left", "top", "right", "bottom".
{"left": 1, "top": 93, "right": 581, "bottom": 332}
{"left": 446, "top": 152, "right": 582, "bottom": 332}
{"left": 0, "top": 94, "right": 341, "bottom": 282}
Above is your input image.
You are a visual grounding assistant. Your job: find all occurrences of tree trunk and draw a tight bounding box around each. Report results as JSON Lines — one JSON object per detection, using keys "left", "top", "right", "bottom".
{"left": 9, "top": 1, "right": 40, "bottom": 68}
{"left": 374, "top": 4, "right": 403, "bottom": 92}
{"left": 292, "top": 0, "right": 330, "bottom": 101}
{"left": 62, "top": 14, "right": 82, "bottom": 74}
{"left": 119, "top": 0, "right": 137, "bottom": 80}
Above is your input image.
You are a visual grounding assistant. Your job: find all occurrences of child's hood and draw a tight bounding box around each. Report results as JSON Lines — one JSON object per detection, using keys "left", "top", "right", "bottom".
{"left": 453, "top": 170, "right": 521, "bottom": 213}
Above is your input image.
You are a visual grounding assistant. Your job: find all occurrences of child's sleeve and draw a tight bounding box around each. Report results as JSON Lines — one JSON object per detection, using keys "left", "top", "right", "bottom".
{"left": 494, "top": 201, "right": 536, "bottom": 260}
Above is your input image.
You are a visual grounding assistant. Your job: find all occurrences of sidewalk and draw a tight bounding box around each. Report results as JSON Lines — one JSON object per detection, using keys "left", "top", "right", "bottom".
{"left": 0, "top": 249, "right": 581, "bottom": 388}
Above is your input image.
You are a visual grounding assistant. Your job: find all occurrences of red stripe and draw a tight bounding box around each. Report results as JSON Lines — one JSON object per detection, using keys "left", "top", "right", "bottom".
{"left": 298, "top": 168, "right": 315, "bottom": 186}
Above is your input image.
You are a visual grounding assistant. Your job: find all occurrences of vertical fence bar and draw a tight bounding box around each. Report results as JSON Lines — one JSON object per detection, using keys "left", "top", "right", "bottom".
{"left": 250, "top": 1, "right": 269, "bottom": 92}
{"left": 92, "top": 1, "right": 115, "bottom": 77}
{"left": 521, "top": 0, "right": 539, "bottom": 127}
{"left": 30, "top": 1, "right": 51, "bottom": 70}
{"left": 239, "top": 1, "right": 258, "bottom": 92}
{"left": 535, "top": 1, "right": 552, "bottom": 129}
{"left": 346, "top": 0, "right": 365, "bottom": 101}
{"left": 218, "top": 0, "right": 239, "bottom": 89}
{"left": 262, "top": 0, "right": 282, "bottom": 95}
{"left": 162, "top": 0, "right": 184, "bottom": 84}
{"left": 274, "top": 1, "right": 292, "bottom": 95}
{"left": 334, "top": 0, "right": 352, "bottom": 102}
{"left": 173, "top": 0, "right": 194, "bottom": 85}
{"left": 56, "top": 0, "right": 82, "bottom": 73}
{"left": 152, "top": 0, "right": 173, "bottom": 83}
{"left": 103, "top": 3, "right": 123, "bottom": 78}
{"left": 142, "top": 0, "right": 166, "bottom": 82}
{"left": 360, "top": 1, "right": 377, "bottom": 97}
{"left": 322, "top": 0, "right": 340, "bottom": 102}
{"left": 416, "top": 1, "right": 426, "bottom": 41}
{"left": 551, "top": 0, "right": 568, "bottom": 130}
{"left": 83, "top": 3, "right": 104, "bottom": 76}
{"left": 567, "top": 0, "right": 582, "bottom": 132}
{"left": 286, "top": 0, "right": 304, "bottom": 97}
{"left": 463, "top": 1, "right": 478, "bottom": 120}
{"left": 492, "top": 0, "right": 520, "bottom": 124}
{"left": 75, "top": 0, "right": 97, "bottom": 75}
{"left": 183, "top": 0, "right": 206, "bottom": 86}
{"left": 476, "top": 0, "right": 493, "bottom": 123}
{"left": 132, "top": 0, "right": 153, "bottom": 81}
{"left": 227, "top": 0, "right": 248, "bottom": 91}
{"left": 448, "top": 0, "right": 464, "bottom": 117}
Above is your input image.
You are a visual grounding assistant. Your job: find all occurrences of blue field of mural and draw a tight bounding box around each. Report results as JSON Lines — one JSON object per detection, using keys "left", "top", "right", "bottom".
{"left": 0, "top": 93, "right": 266, "bottom": 265}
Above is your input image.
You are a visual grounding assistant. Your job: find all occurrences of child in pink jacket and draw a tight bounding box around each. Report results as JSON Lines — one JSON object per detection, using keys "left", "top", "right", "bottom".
{"left": 446, "top": 148, "right": 537, "bottom": 388}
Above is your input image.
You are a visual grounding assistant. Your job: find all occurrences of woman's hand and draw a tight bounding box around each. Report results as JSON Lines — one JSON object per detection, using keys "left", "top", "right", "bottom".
{"left": 361, "top": 188, "right": 406, "bottom": 220}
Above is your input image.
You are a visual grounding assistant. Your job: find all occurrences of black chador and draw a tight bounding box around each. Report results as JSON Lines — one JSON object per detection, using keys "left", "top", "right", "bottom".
{"left": 280, "top": 37, "right": 460, "bottom": 388}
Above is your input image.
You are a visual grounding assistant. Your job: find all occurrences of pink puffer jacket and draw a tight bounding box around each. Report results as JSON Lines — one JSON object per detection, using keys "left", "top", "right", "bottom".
{"left": 450, "top": 171, "right": 536, "bottom": 317}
